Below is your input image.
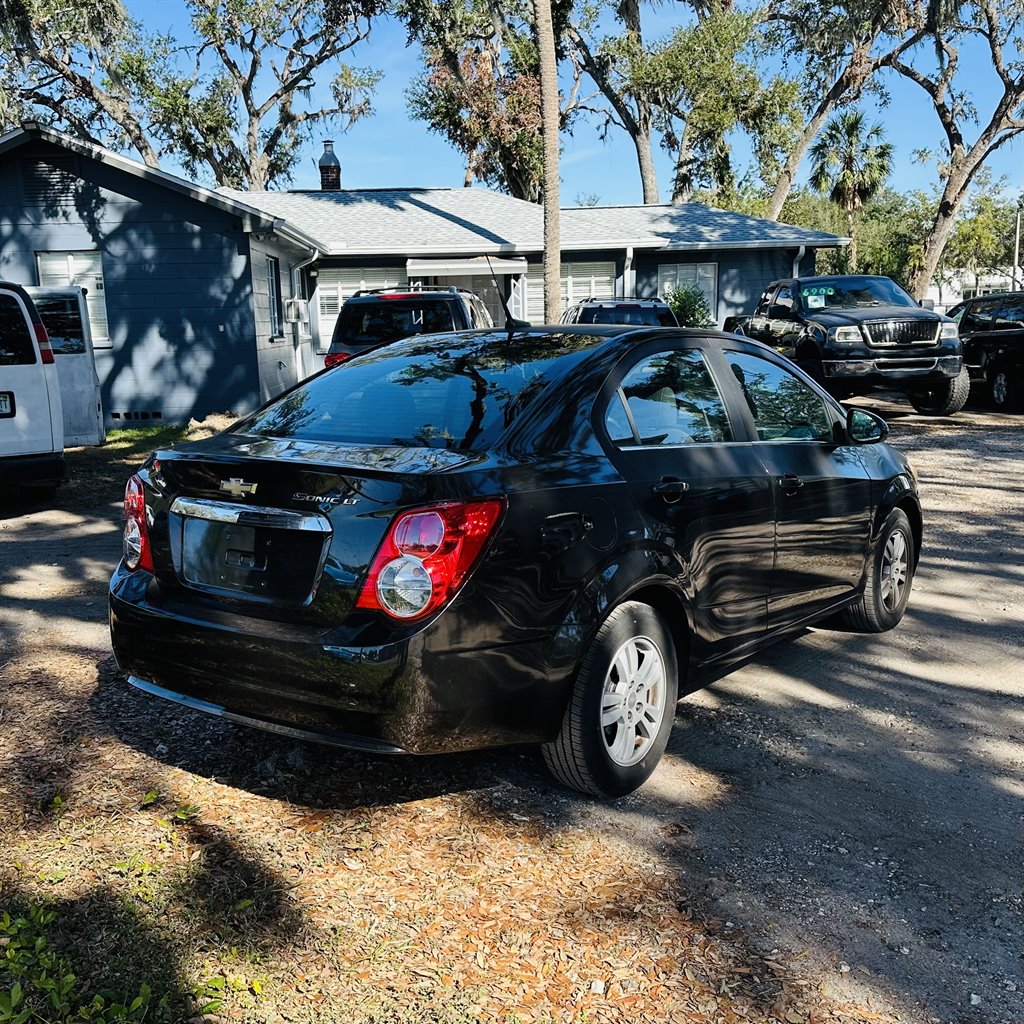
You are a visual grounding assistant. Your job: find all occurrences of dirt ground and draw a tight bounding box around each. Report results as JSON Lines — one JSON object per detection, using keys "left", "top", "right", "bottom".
{"left": 0, "top": 399, "right": 1021, "bottom": 1024}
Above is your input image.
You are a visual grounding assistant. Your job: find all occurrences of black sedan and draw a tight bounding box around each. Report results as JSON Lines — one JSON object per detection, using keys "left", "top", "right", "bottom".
{"left": 109, "top": 326, "right": 922, "bottom": 797}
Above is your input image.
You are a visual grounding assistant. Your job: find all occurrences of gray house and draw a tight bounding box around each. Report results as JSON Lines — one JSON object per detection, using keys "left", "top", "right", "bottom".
{"left": 0, "top": 125, "right": 845, "bottom": 425}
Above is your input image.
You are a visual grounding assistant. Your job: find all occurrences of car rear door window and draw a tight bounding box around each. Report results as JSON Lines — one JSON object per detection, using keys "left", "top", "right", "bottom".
{"left": 726, "top": 351, "right": 833, "bottom": 442}
{"left": 31, "top": 296, "right": 87, "bottom": 354}
{"left": 960, "top": 297, "right": 1000, "bottom": 334}
{"left": 993, "top": 295, "right": 1024, "bottom": 329}
{"left": 604, "top": 349, "right": 733, "bottom": 447}
{"left": 0, "top": 293, "right": 36, "bottom": 365}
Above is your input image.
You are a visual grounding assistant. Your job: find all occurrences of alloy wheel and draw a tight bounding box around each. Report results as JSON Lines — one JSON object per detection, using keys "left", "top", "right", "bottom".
{"left": 600, "top": 636, "right": 667, "bottom": 766}
{"left": 992, "top": 371, "right": 1009, "bottom": 407}
{"left": 880, "top": 529, "right": 909, "bottom": 612}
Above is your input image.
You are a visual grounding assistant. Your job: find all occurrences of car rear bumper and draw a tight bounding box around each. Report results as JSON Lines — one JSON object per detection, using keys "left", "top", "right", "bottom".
{"left": 0, "top": 451, "right": 66, "bottom": 486}
{"left": 109, "top": 566, "right": 568, "bottom": 754}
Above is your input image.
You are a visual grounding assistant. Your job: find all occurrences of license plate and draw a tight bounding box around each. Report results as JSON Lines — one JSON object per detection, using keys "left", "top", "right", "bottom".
{"left": 0, "top": 392, "right": 13, "bottom": 418}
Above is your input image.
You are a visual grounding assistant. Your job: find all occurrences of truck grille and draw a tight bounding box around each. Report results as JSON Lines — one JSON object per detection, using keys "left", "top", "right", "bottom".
{"left": 864, "top": 320, "right": 939, "bottom": 346}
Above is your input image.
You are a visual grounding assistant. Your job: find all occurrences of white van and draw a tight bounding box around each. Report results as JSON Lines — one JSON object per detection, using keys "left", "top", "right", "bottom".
{"left": 0, "top": 281, "right": 65, "bottom": 496}
{"left": 26, "top": 285, "right": 105, "bottom": 446}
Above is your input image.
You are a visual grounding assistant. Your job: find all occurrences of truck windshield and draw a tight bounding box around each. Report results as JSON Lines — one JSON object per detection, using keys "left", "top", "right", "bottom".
{"left": 798, "top": 276, "right": 917, "bottom": 311}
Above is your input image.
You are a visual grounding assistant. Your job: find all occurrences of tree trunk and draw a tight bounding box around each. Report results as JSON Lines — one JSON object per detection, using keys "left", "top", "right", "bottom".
{"left": 535, "top": 0, "right": 561, "bottom": 322}
{"left": 635, "top": 120, "right": 659, "bottom": 205}
{"left": 846, "top": 208, "right": 857, "bottom": 272}
{"left": 670, "top": 127, "right": 691, "bottom": 205}
{"left": 905, "top": 165, "right": 973, "bottom": 299}
{"left": 768, "top": 104, "right": 835, "bottom": 221}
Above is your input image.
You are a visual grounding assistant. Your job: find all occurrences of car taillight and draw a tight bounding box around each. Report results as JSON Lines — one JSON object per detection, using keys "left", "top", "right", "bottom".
{"left": 122, "top": 474, "right": 153, "bottom": 571}
{"left": 324, "top": 352, "right": 350, "bottom": 368}
{"left": 356, "top": 500, "right": 505, "bottom": 620}
{"left": 34, "top": 322, "right": 54, "bottom": 364}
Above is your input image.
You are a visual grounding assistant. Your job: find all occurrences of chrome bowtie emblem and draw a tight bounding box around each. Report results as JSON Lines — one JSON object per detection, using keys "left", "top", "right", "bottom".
{"left": 219, "top": 477, "right": 258, "bottom": 498}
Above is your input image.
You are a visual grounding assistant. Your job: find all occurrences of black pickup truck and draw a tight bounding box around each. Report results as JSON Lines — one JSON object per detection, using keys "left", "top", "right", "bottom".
{"left": 945, "top": 292, "right": 1024, "bottom": 411}
{"left": 731, "top": 274, "right": 968, "bottom": 415}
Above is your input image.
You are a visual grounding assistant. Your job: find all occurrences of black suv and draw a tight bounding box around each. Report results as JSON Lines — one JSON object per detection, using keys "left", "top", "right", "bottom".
{"left": 736, "top": 275, "right": 967, "bottom": 415}
{"left": 945, "top": 292, "right": 1024, "bottom": 411}
{"left": 324, "top": 286, "right": 494, "bottom": 367}
{"left": 561, "top": 297, "right": 679, "bottom": 327}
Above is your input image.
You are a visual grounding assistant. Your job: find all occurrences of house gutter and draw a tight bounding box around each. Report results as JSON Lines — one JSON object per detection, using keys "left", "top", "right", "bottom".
{"left": 792, "top": 244, "right": 806, "bottom": 278}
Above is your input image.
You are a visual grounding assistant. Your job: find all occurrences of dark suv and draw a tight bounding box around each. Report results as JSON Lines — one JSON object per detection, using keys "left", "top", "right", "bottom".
{"left": 561, "top": 297, "right": 679, "bottom": 327}
{"left": 737, "top": 275, "right": 967, "bottom": 415}
{"left": 945, "top": 292, "right": 1024, "bottom": 411}
{"left": 324, "top": 286, "right": 494, "bottom": 367}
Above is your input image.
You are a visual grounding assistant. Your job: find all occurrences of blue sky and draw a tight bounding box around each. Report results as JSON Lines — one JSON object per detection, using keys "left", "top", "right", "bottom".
{"left": 124, "top": 0, "right": 1024, "bottom": 204}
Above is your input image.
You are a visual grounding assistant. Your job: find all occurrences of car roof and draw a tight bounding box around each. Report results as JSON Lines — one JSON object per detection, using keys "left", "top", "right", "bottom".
{"left": 570, "top": 297, "right": 670, "bottom": 306}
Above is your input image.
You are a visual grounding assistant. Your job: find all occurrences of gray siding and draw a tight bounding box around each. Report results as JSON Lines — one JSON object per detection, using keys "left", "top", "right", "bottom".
{"left": 0, "top": 140, "right": 261, "bottom": 425}
{"left": 249, "top": 237, "right": 315, "bottom": 402}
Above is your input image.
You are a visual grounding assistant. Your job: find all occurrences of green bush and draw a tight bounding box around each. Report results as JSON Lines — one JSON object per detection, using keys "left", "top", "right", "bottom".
{"left": 0, "top": 907, "right": 155, "bottom": 1023}
{"left": 663, "top": 284, "right": 717, "bottom": 328}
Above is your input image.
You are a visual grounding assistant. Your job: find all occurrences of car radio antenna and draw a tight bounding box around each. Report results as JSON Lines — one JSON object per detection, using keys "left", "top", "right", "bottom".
{"left": 486, "top": 254, "right": 528, "bottom": 336}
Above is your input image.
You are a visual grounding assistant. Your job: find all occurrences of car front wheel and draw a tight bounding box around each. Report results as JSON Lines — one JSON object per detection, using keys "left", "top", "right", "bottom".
{"left": 838, "top": 508, "right": 915, "bottom": 633}
{"left": 542, "top": 602, "right": 678, "bottom": 798}
{"left": 907, "top": 366, "right": 970, "bottom": 415}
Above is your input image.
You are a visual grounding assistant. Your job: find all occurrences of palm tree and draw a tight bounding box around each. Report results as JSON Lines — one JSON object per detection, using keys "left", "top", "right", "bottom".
{"left": 534, "top": 0, "right": 561, "bottom": 322}
{"left": 809, "top": 111, "right": 893, "bottom": 272}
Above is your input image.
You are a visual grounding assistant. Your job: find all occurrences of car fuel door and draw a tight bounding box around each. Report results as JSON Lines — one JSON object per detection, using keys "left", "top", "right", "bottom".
{"left": 721, "top": 349, "right": 873, "bottom": 628}
{"left": 602, "top": 345, "right": 774, "bottom": 660}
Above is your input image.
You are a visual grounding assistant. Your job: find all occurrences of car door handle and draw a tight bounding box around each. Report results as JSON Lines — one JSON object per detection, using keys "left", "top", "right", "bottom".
{"left": 652, "top": 477, "right": 689, "bottom": 502}
{"left": 778, "top": 473, "right": 804, "bottom": 493}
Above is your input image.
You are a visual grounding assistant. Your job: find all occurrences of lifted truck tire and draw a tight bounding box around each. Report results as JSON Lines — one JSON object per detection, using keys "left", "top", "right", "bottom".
{"left": 908, "top": 366, "right": 970, "bottom": 416}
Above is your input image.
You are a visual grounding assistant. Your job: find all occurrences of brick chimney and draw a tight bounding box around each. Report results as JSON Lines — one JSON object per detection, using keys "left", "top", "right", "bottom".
{"left": 319, "top": 141, "right": 341, "bottom": 191}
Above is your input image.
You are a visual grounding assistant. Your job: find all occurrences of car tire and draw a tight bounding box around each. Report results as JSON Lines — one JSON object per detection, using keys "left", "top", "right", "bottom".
{"left": 838, "top": 509, "right": 915, "bottom": 633}
{"left": 989, "top": 363, "right": 1022, "bottom": 412}
{"left": 907, "top": 366, "right": 970, "bottom": 415}
{"left": 542, "top": 601, "right": 678, "bottom": 798}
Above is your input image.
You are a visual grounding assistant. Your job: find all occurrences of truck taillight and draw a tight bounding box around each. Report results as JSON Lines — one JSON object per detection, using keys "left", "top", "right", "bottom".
{"left": 34, "top": 322, "right": 54, "bottom": 364}
{"left": 123, "top": 474, "right": 153, "bottom": 571}
{"left": 356, "top": 500, "right": 505, "bottom": 620}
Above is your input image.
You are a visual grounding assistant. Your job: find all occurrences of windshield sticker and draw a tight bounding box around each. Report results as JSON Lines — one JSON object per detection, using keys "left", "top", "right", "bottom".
{"left": 801, "top": 286, "right": 835, "bottom": 296}
{"left": 805, "top": 294, "right": 826, "bottom": 309}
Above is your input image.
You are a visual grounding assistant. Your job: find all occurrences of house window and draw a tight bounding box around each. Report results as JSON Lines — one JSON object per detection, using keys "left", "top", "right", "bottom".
{"left": 36, "top": 250, "right": 110, "bottom": 347}
{"left": 658, "top": 263, "right": 718, "bottom": 320}
{"left": 266, "top": 256, "right": 283, "bottom": 337}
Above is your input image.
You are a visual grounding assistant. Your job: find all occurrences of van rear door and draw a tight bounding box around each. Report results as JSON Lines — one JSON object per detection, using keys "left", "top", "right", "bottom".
{"left": 27, "top": 287, "right": 105, "bottom": 446}
{"left": 0, "top": 286, "right": 62, "bottom": 458}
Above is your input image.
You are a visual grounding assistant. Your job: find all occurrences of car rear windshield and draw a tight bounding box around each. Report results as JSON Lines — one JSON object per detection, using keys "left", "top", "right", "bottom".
{"left": 0, "top": 292, "right": 36, "bottom": 365}
{"left": 332, "top": 299, "right": 457, "bottom": 349}
{"left": 798, "top": 276, "right": 917, "bottom": 311}
{"left": 32, "top": 296, "right": 87, "bottom": 354}
{"left": 577, "top": 305, "right": 677, "bottom": 327}
{"left": 234, "top": 331, "right": 596, "bottom": 451}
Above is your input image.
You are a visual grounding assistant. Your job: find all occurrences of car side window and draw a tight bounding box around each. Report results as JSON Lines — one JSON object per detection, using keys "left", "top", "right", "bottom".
{"left": 772, "top": 286, "right": 795, "bottom": 317}
{"left": 993, "top": 295, "right": 1024, "bottom": 329}
{"left": 604, "top": 349, "right": 733, "bottom": 447}
{"left": 961, "top": 297, "right": 1000, "bottom": 333}
{"left": 0, "top": 293, "right": 36, "bottom": 366}
{"left": 726, "top": 351, "right": 833, "bottom": 442}
{"left": 754, "top": 287, "right": 776, "bottom": 317}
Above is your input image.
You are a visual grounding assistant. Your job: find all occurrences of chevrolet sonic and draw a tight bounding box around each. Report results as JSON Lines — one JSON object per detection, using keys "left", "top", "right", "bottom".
{"left": 109, "top": 326, "right": 921, "bottom": 797}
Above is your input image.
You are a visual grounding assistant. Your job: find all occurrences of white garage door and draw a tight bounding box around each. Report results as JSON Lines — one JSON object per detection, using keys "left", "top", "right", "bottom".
{"left": 316, "top": 266, "right": 407, "bottom": 349}
{"left": 526, "top": 261, "right": 616, "bottom": 322}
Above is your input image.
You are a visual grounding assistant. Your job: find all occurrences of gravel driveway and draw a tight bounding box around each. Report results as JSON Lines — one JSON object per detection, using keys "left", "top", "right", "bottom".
{"left": 1, "top": 399, "right": 1021, "bottom": 1023}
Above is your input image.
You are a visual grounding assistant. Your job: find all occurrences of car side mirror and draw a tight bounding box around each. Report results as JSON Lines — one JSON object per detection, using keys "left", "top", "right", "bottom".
{"left": 919, "top": 298, "right": 935, "bottom": 310}
{"left": 846, "top": 407, "right": 889, "bottom": 444}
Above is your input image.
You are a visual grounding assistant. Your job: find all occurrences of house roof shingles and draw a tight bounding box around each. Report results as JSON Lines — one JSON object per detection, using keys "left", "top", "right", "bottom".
{"left": 222, "top": 187, "right": 845, "bottom": 257}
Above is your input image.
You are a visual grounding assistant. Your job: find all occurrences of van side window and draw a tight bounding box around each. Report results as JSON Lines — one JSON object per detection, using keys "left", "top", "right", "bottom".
{"left": 0, "top": 294, "right": 36, "bottom": 366}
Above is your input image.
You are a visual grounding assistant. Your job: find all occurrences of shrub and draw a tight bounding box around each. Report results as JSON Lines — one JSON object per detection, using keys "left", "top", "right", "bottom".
{"left": 663, "top": 284, "right": 716, "bottom": 328}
